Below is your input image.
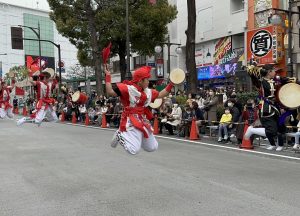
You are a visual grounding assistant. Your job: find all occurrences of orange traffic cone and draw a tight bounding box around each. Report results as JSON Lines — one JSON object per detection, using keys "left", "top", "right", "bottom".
{"left": 101, "top": 113, "right": 107, "bottom": 128}
{"left": 22, "top": 106, "right": 27, "bottom": 116}
{"left": 240, "top": 121, "right": 254, "bottom": 149}
{"left": 72, "top": 112, "right": 77, "bottom": 124}
{"left": 61, "top": 111, "right": 65, "bottom": 122}
{"left": 153, "top": 116, "right": 159, "bottom": 135}
{"left": 190, "top": 118, "right": 199, "bottom": 140}
{"left": 85, "top": 113, "right": 90, "bottom": 126}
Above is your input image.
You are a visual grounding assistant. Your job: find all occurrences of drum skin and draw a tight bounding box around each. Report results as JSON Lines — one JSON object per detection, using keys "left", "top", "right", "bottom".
{"left": 72, "top": 91, "right": 88, "bottom": 104}
{"left": 170, "top": 68, "right": 185, "bottom": 84}
{"left": 278, "top": 83, "right": 300, "bottom": 109}
{"left": 149, "top": 98, "right": 163, "bottom": 109}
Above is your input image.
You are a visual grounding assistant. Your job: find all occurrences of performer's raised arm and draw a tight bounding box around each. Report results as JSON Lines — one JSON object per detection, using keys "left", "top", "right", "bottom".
{"left": 157, "top": 82, "right": 174, "bottom": 99}
{"left": 104, "top": 64, "right": 118, "bottom": 97}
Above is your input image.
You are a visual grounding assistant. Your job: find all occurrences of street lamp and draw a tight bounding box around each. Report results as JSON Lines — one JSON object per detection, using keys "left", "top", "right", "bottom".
{"left": 154, "top": 35, "right": 181, "bottom": 74}
{"left": 125, "top": 0, "right": 131, "bottom": 80}
{"left": 268, "top": 2, "right": 300, "bottom": 77}
{"left": 18, "top": 23, "right": 42, "bottom": 73}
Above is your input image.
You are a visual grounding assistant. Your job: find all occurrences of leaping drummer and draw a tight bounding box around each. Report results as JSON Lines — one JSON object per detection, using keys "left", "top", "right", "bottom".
{"left": 105, "top": 64, "right": 185, "bottom": 155}
{"left": 17, "top": 68, "right": 58, "bottom": 126}
{"left": 0, "top": 78, "right": 14, "bottom": 120}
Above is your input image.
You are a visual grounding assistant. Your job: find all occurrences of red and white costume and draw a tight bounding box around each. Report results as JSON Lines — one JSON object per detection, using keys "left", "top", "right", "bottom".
{"left": 33, "top": 80, "right": 58, "bottom": 124}
{"left": 0, "top": 82, "right": 14, "bottom": 119}
{"left": 111, "top": 66, "right": 161, "bottom": 155}
{"left": 17, "top": 78, "right": 58, "bottom": 126}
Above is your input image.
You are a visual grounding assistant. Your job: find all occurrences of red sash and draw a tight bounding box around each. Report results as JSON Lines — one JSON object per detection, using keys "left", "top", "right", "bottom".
{"left": 119, "top": 107, "right": 154, "bottom": 138}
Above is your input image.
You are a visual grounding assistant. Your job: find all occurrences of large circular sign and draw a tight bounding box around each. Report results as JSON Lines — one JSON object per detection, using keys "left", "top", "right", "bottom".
{"left": 250, "top": 30, "right": 272, "bottom": 57}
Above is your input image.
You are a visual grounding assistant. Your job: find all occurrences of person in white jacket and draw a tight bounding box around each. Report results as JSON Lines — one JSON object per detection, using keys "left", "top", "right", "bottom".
{"left": 165, "top": 104, "right": 182, "bottom": 135}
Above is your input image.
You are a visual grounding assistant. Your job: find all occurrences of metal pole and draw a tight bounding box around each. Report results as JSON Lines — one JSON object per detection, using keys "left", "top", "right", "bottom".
{"left": 288, "top": 0, "right": 293, "bottom": 77}
{"left": 125, "top": 0, "right": 131, "bottom": 79}
{"left": 38, "top": 22, "right": 42, "bottom": 73}
{"left": 58, "top": 44, "right": 62, "bottom": 96}
{"left": 167, "top": 35, "right": 171, "bottom": 74}
{"left": 84, "top": 66, "right": 87, "bottom": 91}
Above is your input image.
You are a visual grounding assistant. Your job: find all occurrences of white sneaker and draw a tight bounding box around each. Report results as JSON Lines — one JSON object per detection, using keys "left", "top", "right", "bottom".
{"left": 218, "top": 137, "right": 222, "bottom": 142}
{"left": 266, "top": 145, "right": 276, "bottom": 150}
{"left": 224, "top": 135, "right": 228, "bottom": 140}
{"left": 293, "top": 144, "right": 300, "bottom": 150}
{"left": 111, "top": 131, "right": 120, "bottom": 148}
{"left": 230, "top": 134, "right": 236, "bottom": 138}
{"left": 244, "top": 126, "right": 253, "bottom": 140}
{"left": 17, "top": 117, "right": 27, "bottom": 126}
{"left": 276, "top": 146, "right": 284, "bottom": 151}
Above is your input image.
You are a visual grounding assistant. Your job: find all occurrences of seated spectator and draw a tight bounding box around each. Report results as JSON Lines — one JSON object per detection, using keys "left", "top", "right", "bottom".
{"left": 111, "top": 102, "right": 122, "bottom": 127}
{"left": 105, "top": 103, "right": 114, "bottom": 127}
{"left": 236, "top": 99, "right": 258, "bottom": 144}
{"left": 293, "top": 114, "right": 300, "bottom": 150}
{"left": 178, "top": 106, "right": 193, "bottom": 138}
{"left": 88, "top": 107, "right": 96, "bottom": 123}
{"left": 186, "top": 93, "right": 194, "bottom": 107}
{"left": 79, "top": 104, "right": 87, "bottom": 122}
{"left": 218, "top": 107, "right": 232, "bottom": 142}
{"left": 159, "top": 102, "right": 172, "bottom": 134}
{"left": 203, "top": 89, "right": 218, "bottom": 123}
{"left": 195, "top": 94, "right": 205, "bottom": 110}
{"left": 165, "top": 104, "right": 182, "bottom": 135}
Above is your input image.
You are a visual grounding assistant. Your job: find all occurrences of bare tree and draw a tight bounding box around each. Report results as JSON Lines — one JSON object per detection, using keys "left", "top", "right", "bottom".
{"left": 185, "top": 0, "right": 197, "bottom": 93}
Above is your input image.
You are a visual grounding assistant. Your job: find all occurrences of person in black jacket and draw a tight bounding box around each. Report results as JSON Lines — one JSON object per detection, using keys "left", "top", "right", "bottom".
{"left": 192, "top": 101, "right": 204, "bottom": 137}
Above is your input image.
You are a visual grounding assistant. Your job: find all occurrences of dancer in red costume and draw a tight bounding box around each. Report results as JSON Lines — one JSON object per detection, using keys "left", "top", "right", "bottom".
{"left": 0, "top": 79, "right": 14, "bottom": 119}
{"left": 105, "top": 65, "right": 174, "bottom": 155}
{"left": 17, "top": 70, "right": 58, "bottom": 126}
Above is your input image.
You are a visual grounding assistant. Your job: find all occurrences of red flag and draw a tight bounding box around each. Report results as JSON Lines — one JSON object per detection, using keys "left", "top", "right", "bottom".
{"left": 102, "top": 42, "right": 112, "bottom": 64}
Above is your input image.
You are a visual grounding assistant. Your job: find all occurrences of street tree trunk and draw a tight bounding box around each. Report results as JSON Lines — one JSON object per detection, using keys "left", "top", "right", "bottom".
{"left": 118, "top": 40, "right": 127, "bottom": 81}
{"left": 185, "top": 0, "right": 197, "bottom": 93}
{"left": 85, "top": 0, "right": 103, "bottom": 95}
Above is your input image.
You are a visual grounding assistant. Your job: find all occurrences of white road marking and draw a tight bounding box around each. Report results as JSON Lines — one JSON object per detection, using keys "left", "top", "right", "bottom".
{"left": 62, "top": 123, "right": 300, "bottom": 161}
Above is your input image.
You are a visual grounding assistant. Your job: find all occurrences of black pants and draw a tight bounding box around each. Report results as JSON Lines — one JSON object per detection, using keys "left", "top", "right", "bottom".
{"left": 261, "top": 115, "right": 285, "bottom": 147}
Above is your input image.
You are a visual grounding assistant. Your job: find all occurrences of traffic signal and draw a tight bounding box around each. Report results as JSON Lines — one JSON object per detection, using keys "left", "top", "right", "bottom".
{"left": 11, "top": 27, "right": 23, "bottom": 50}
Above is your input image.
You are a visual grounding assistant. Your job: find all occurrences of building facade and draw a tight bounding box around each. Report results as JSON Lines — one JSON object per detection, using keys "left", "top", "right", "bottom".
{"left": 165, "top": 0, "right": 248, "bottom": 90}
{"left": 0, "top": 2, "right": 79, "bottom": 78}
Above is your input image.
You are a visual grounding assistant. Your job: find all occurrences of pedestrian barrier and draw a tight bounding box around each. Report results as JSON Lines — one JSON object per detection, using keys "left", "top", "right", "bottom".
{"left": 13, "top": 107, "right": 19, "bottom": 114}
{"left": 85, "top": 113, "right": 90, "bottom": 126}
{"left": 22, "top": 107, "right": 27, "bottom": 116}
{"left": 190, "top": 118, "right": 199, "bottom": 140}
{"left": 72, "top": 113, "right": 77, "bottom": 124}
{"left": 101, "top": 113, "right": 107, "bottom": 128}
{"left": 240, "top": 120, "right": 253, "bottom": 149}
{"left": 61, "top": 111, "right": 65, "bottom": 122}
{"left": 153, "top": 116, "right": 159, "bottom": 135}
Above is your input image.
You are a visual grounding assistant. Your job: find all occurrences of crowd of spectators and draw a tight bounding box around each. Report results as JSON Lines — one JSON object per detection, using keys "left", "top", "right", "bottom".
{"left": 16, "top": 86, "right": 300, "bottom": 149}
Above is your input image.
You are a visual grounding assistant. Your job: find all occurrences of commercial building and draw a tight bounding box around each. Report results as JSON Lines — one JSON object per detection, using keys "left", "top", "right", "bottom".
{"left": 0, "top": 1, "right": 79, "bottom": 79}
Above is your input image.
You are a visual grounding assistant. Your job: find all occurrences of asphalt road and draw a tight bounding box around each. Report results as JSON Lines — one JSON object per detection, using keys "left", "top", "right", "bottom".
{"left": 0, "top": 119, "right": 300, "bottom": 216}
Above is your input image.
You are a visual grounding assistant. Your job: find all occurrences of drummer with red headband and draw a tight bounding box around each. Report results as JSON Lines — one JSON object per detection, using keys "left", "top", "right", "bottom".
{"left": 17, "top": 70, "right": 58, "bottom": 126}
{"left": 0, "top": 79, "right": 14, "bottom": 120}
{"left": 105, "top": 65, "right": 174, "bottom": 155}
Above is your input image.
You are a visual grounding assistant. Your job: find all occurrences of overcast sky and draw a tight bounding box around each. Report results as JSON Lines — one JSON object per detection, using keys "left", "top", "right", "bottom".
{"left": 0, "top": 0, "right": 50, "bottom": 10}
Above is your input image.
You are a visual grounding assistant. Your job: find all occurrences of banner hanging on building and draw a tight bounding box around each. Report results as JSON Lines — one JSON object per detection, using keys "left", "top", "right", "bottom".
{"left": 247, "top": 25, "right": 284, "bottom": 65}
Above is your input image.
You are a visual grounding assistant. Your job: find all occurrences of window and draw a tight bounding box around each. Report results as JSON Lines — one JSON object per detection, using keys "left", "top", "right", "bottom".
{"left": 231, "top": 0, "right": 244, "bottom": 13}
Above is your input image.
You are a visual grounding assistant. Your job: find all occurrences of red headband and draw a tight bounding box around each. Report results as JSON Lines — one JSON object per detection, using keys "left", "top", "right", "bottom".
{"left": 132, "top": 66, "right": 152, "bottom": 83}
